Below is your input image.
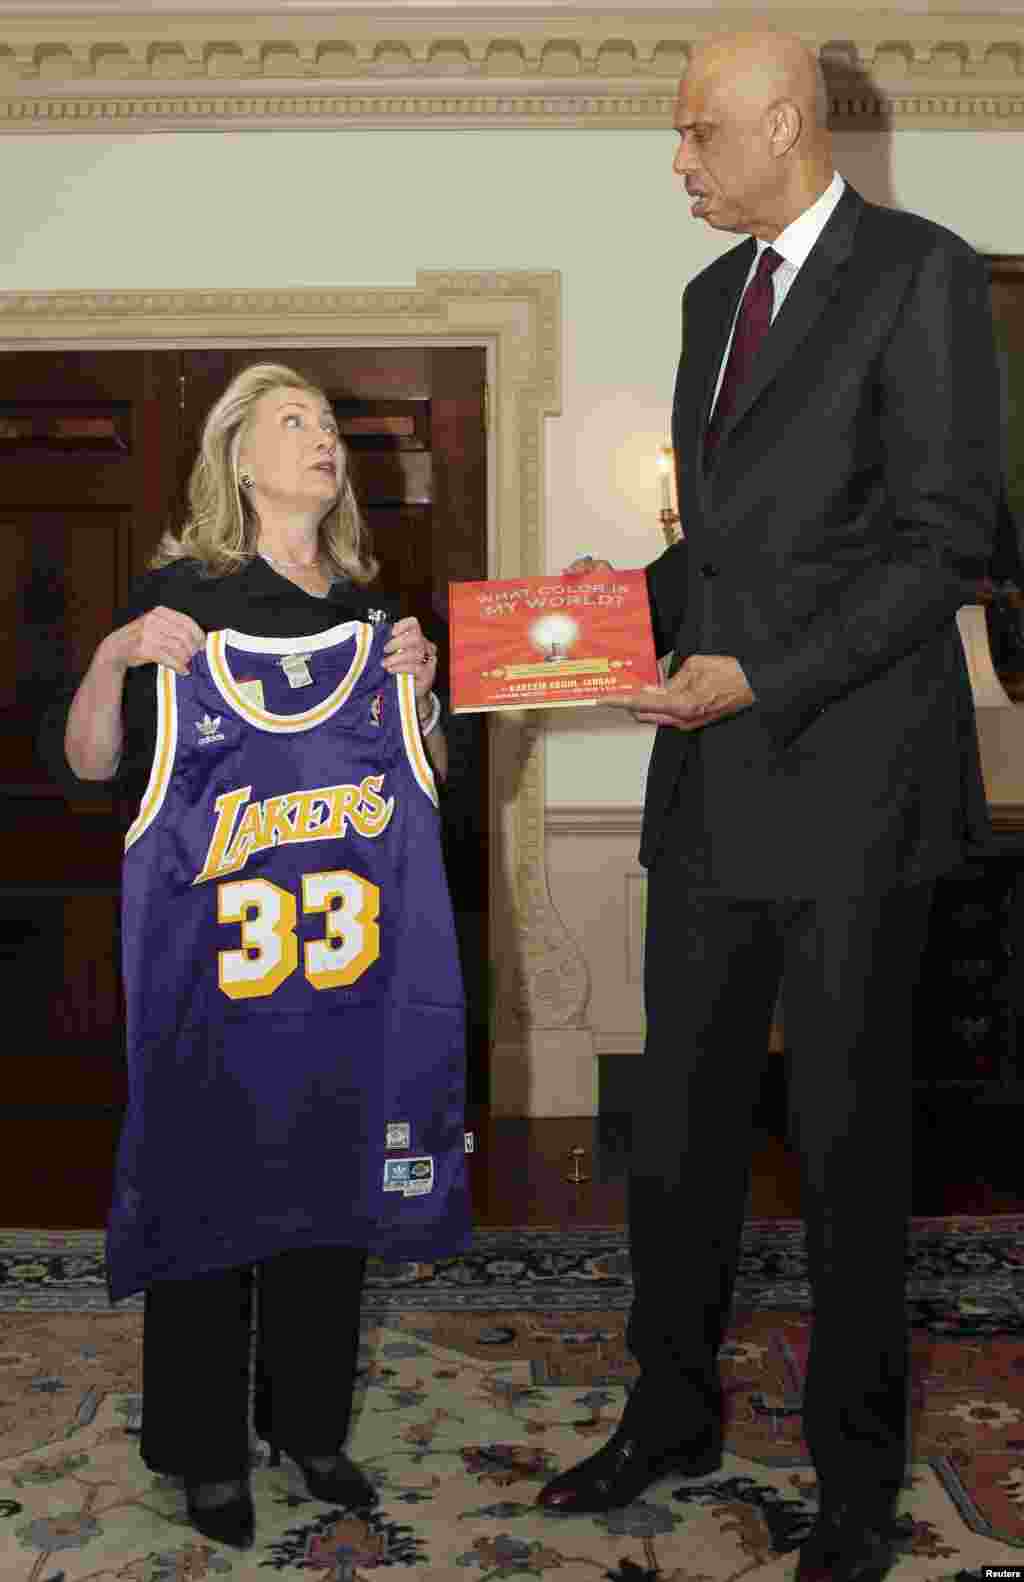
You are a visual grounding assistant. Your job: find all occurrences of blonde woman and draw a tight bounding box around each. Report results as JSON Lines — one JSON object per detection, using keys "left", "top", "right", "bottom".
{"left": 65, "top": 361, "right": 447, "bottom": 785}
{"left": 57, "top": 364, "right": 468, "bottom": 1550}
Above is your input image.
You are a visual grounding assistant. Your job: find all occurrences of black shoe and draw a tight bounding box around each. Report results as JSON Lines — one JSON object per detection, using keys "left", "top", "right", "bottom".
{"left": 269, "top": 1446, "right": 378, "bottom": 1508}
{"left": 184, "top": 1481, "right": 255, "bottom": 1550}
{"left": 796, "top": 1508, "right": 901, "bottom": 1582}
{"left": 536, "top": 1426, "right": 721, "bottom": 1514}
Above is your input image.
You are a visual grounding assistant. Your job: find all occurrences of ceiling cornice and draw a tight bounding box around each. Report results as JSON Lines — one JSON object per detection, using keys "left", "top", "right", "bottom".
{"left": 1, "top": 7, "right": 1022, "bottom": 131}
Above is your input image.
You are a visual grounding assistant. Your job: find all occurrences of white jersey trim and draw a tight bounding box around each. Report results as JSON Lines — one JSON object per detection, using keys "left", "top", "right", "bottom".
{"left": 125, "top": 664, "right": 178, "bottom": 851}
{"left": 398, "top": 672, "right": 439, "bottom": 807}
{"left": 207, "top": 622, "right": 372, "bottom": 733}
{"left": 218, "top": 621, "right": 361, "bottom": 656}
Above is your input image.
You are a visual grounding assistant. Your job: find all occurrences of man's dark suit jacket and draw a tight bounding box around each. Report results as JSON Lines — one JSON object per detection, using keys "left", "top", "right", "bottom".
{"left": 642, "top": 180, "right": 1003, "bottom": 897}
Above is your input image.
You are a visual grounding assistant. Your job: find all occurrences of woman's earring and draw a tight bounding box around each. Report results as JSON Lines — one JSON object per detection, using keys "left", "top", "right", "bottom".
{"left": 239, "top": 471, "right": 254, "bottom": 488}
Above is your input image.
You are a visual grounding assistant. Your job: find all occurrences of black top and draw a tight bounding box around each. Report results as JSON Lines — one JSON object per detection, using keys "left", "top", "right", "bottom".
{"left": 37, "top": 555, "right": 470, "bottom": 807}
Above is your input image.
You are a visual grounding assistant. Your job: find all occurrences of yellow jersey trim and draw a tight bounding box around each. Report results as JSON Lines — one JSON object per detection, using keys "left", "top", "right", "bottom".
{"left": 125, "top": 664, "right": 178, "bottom": 851}
{"left": 398, "top": 672, "right": 438, "bottom": 807}
{"left": 206, "top": 623, "right": 372, "bottom": 733}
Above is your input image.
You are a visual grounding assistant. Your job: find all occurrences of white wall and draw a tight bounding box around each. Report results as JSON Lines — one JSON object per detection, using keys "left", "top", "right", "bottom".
{"left": 2, "top": 125, "right": 1022, "bottom": 804}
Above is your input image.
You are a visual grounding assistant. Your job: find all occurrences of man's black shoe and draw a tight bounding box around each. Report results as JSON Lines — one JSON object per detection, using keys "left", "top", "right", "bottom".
{"left": 796, "top": 1508, "right": 901, "bottom": 1582}
{"left": 536, "top": 1427, "right": 721, "bottom": 1514}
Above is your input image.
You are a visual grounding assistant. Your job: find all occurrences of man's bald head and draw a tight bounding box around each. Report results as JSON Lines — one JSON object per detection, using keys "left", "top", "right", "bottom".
{"left": 672, "top": 30, "right": 835, "bottom": 240}
{"left": 692, "top": 31, "right": 830, "bottom": 133}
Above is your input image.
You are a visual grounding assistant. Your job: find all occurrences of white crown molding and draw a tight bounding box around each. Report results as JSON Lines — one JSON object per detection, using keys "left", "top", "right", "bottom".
{"left": 1, "top": 8, "right": 1023, "bottom": 130}
{"left": 2, "top": 1, "right": 1023, "bottom": 15}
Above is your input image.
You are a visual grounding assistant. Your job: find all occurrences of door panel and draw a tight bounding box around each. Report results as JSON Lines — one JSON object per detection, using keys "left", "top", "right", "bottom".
{"left": 0, "top": 352, "right": 182, "bottom": 1130}
{"left": 0, "top": 508, "right": 127, "bottom": 794}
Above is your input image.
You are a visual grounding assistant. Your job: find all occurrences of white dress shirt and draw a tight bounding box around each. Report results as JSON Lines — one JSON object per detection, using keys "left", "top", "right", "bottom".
{"left": 709, "top": 171, "right": 846, "bottom": 419}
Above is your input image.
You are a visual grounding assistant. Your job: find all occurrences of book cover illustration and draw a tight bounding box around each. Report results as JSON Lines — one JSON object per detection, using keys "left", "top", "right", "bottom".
{"left": 449, "top": 570, "right": 659, "bottom": 713}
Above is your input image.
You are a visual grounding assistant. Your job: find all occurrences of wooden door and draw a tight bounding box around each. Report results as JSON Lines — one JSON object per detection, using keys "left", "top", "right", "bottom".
{"left": 0, "top": 350, "right": 182, "bottom": 1221}
{"left": 179, "top": 349, "right": 491, "bottom": 1103}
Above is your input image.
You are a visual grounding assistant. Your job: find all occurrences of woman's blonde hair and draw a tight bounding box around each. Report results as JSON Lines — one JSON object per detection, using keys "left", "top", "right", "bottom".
{"left": 150, "top": 361, "right": 378, "bottom": 584}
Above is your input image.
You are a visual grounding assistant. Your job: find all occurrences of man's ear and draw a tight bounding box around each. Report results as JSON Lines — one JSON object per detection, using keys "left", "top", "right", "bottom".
{"left": 769, "top": 99, "right": 801, "bottom": 156}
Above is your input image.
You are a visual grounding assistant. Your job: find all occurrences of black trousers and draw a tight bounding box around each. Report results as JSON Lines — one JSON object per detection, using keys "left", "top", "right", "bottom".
{"left": 623, "top": 868, "right": 935, "bottom": 1521}
{"left": 140, "top": 1245, "right": 367, "bottom": 1483}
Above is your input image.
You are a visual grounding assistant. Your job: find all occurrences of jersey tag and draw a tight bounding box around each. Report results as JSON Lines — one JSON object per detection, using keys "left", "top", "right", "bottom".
{"left": 280, "top": 653, "right": 314, "bottom": 689}
{"left": 235, "top": 678, "right": 265, "bottom": 711}
{"left": 383, "top": 1156, "right": 434, "bottom": 1197}
{"left": 464, "top": 1132, "right": 475, "bottom": 1154}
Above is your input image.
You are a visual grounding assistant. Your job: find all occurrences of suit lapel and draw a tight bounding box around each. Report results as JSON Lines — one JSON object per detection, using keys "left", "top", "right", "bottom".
{"left": 706, "top": 184, "right": 863, "bottom": 472}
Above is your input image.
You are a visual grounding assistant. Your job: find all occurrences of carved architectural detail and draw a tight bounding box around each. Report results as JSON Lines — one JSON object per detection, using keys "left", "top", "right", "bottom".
{"left": 0, "top": 271, "right": 590, "bottom": 1056}
{"left": 1, "top": 8, "right": 1023, "bottom": 130}
{"left": 507, "top": 720, "right": 591, "bottom": 1032}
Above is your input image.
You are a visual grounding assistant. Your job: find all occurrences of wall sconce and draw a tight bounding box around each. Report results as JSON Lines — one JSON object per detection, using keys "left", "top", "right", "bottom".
{"left": 656, "top": 444, "right": 683, "bottom": 547}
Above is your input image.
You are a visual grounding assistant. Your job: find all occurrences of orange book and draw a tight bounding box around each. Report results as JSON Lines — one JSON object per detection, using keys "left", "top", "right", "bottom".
{"left": 448, "top": 570, "right": 659, "bottom": 713}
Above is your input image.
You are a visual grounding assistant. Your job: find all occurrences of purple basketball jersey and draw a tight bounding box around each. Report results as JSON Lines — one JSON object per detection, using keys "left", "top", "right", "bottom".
{"left": 107, "top": 620, "right": 470, "bottom": 1301}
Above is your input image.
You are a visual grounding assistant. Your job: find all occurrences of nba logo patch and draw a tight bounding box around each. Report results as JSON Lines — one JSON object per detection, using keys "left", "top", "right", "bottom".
{"left": 386, "top": 1122, "right": 411, "bottom": 1150}
{"left": 464, "top": 1132, "right": 475, "bottom": 1154}
{"left": 370, "top": 692, "right": 384, "bottom": 728}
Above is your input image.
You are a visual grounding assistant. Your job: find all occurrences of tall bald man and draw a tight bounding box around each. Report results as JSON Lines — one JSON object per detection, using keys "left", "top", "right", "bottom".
{"left": 537, "top": 31, "right": 1001, "bottom": 1582}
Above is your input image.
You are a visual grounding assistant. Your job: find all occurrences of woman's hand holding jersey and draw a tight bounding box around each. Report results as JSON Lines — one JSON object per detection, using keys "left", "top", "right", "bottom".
{"left": 64, "top": 607, "right": 205, "bottom": 782}
{"left": 380, "top": 615, "right": 446, "bottom": 772}
{"left": 381, "top": 616, "right": 438, "bottom": 701}
{"left": 103, "top": 606, "right": 207, "bottom": 677}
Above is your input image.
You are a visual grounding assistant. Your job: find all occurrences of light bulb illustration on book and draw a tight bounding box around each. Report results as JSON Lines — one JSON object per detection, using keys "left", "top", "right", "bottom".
{"left": 530, "top": 613, "right": 580, "bottom": 662}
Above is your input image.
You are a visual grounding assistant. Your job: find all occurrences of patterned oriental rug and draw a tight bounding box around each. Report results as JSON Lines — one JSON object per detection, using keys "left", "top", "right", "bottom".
{"left": 0, "top": 1220, "right": 1022, "bottom": 1580}
{"left": 3, "top": 1219, "right": 1024, "bottom": 1329}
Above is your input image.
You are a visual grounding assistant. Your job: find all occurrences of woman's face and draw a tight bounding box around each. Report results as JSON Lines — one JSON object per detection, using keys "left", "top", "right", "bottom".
{"left": 238, "top": 386, "right": 341, "bottom": 511}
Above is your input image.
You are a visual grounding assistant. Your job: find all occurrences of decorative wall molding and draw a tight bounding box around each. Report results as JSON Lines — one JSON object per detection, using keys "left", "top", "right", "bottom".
{"left": 504, "top": 722, "right": 592, "bottom": 1034}
{"left": 0, "top": 269, "right": 595, "bottom": 1116}
{"left": 544, "top": 804, "right": 790, "bottom": 1072}
{"left": 546, "top": 804, "right": 642, "bottom": 839}
{"left": 1, "top": 8, "right": 1024, "bottom": 131}
{"left": 545, "top": 802, "right": 647, "bottom": 1079}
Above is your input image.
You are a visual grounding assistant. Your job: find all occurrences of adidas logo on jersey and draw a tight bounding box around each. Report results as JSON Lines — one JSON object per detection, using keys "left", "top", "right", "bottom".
{"left": 196, "top": 714, "right": 225, "bottom": 745}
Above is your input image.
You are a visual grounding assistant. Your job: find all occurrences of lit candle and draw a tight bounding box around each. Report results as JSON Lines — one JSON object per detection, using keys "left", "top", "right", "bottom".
{"left": 657, "top": 446, "right": 674, "bottom": 513}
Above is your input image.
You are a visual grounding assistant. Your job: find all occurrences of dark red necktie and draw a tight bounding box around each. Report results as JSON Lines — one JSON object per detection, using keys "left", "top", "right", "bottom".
{"left": 704, "top": 245, "right": 783, "bottom": 465}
